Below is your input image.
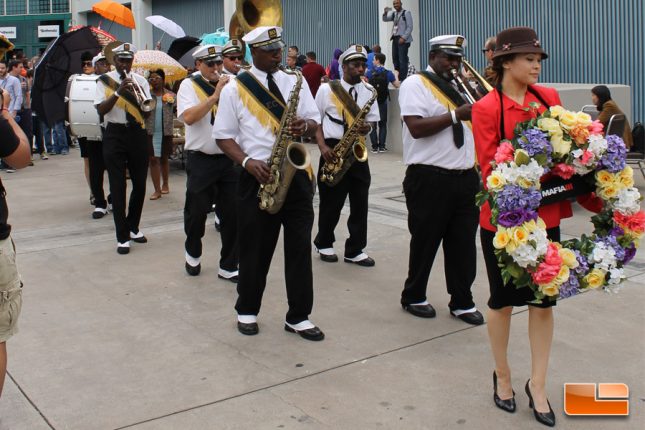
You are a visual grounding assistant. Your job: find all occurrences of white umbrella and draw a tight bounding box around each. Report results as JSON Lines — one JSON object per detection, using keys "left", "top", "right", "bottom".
{"left": 145, "top": 15, "right": 186, "bottom": 39}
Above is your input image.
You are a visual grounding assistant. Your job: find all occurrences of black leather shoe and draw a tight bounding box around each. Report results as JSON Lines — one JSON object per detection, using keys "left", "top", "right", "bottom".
{"left": 218, "top": 274, "right": 239, "bottom": 283}
{"left": 117, "top": 245, "right": 130, "bottom": 255}
{"left": 131, "top": 235, "right": 147, "bottom": 244}
{"left": 493, "top": 371, "right": 516, "bottom": 413}
{"left": 402, "top": 303, "right": 436, "bottom": 318}
{"left": 185, "top": 262, "right": 201, "bottom": 276}
{"left": 344, "top": 256, "right": 375, "bottom": 267}
{"left": 319, "top": 253, "right": 338, "bottom": 263}
{"left": 525, "top": 380, "right": 556, "bottom": 427}
{"left": 450, "top": 309, "right": 485, "bottom": 325}
{"left": 237, "top": 321, "right": 259, "bottom": 336}
{"left": 284, "top": 324, "right": 325, "bottom": 341}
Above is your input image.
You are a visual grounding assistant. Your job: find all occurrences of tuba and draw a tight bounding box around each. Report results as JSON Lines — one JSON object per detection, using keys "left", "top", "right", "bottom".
{"left": 257, "top": 67, "right": 311, "bottom": 214}
{"left": 320, "top": 85, "right": 377, "bottom": 186}
{"left": 229, "top": 0, "right": 283, "bottom": 51}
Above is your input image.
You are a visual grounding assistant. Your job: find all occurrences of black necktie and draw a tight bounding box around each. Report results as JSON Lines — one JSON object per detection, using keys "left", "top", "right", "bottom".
{"left": 267, "top": 72, "right": 286, "bottom": 105}
{"left": 349, "top": 87, "right": 358, "bottom": 102}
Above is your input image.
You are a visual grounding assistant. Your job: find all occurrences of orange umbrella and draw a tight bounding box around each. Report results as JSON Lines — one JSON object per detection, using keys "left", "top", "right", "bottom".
{"left": 92, "top": 0, "right": 136, "bottom": 30}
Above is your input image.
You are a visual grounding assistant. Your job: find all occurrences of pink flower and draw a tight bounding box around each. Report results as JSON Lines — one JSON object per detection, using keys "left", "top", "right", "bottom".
{"left": 589, "top": 120, "right": 604, "bottom": 135}
{"left": 532, "top": 262, "right": 560, "bottom": 285}
{"left": 581, "top": 150, "right": 594, "bottom": 164}
{"left": 552, "top": 163, "right": 575, "bottom": 180}
{"left": 494, "top": 141, "right": 515, "bottom": 164}
{"left": 615, "top": 210, "right": 645, "bottom": 234}
{"left": 544, "top": 243, "right": 563, "bottom": 266}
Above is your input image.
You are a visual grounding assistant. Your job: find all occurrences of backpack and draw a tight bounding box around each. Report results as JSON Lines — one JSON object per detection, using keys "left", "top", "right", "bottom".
{"left": 632, "top": 122, "right": 644, "bottom": 152}
{"left": 369, "top": 68, "right": 389, "bottom": 103}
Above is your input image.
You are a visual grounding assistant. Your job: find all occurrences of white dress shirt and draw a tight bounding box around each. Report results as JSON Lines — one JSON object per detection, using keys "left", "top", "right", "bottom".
{"left": 399, "top": 66, "right": 475, "bottom": 169}
{"left": 213, "top": 65, "right": 320, "bottom": 162}
{"left": 94, "top": 70, "right": 151, "bottom": 125}
{"left": 177, "top": 72, "right": 222, "bottom": 154}
{"left": 315, "top": 79, "right": 380, "bottom": 140}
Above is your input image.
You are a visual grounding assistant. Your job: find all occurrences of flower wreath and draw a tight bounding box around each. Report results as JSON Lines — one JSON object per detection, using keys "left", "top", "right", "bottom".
{"left": 476, "top": 104, "right": 644, "bottom": 302}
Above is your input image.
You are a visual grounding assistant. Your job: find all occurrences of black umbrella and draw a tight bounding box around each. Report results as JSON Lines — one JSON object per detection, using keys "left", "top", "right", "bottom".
{"left": 167, "top": 36, "right": 201, "bottom": 61}
{"left": 32, "top": 26, "right": 101, "bottom": 127}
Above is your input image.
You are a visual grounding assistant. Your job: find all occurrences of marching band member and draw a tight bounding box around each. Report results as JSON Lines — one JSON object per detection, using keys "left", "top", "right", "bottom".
{"left": 222, "top": 39, "right": 244, "bottom": 76}
{"left": 398, "top": 35, "right": 484, "bottom": 325}
{"left": 95, "top": 43, "right": 151, "bottom": 255}
{"left": 178, "top": 45, "right": 239, "bottom": 281}
{"left": 313, "top": 45, "right": 379, "bottom": 267}
{"left": 213, "top": 26, "right": 324, "bottom": 341}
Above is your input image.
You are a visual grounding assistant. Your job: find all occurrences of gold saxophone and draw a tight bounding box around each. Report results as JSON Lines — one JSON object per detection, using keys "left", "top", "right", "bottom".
{"left": 320, "top": 85, "right": 377, "bottom": 186}
{"left": 258, "top": 67, "right": 311, "bottom": 214}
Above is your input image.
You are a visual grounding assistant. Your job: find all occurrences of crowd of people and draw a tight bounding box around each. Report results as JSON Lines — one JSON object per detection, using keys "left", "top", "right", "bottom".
{"left": 0, "top": 1, "right": 639, "bottom": 426}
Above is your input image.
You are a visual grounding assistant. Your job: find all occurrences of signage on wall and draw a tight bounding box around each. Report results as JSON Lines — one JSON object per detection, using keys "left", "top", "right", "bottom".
{"left": 0, "top": 27, "right": 17, "bottom": 39}
{"left": 38, "top": 25, "right": 60, "bottom": 38}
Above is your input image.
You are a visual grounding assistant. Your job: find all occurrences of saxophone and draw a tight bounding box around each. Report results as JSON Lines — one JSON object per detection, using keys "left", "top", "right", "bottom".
{"left": 258, "top": 66, "right": 311, "bottom": 214}
{"left": 320, "top": 84, "right": 377, "bottom": 186}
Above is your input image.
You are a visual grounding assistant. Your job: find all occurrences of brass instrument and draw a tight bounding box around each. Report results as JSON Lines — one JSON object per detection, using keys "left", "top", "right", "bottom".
{"left": 229, "top": 0, "right": 283, "bottom": 52}
{"left": 121, "top": 70, "right": 155, "bottom": 112}
{"left": 320, "top": 85, "right": 377, "bottom": 186}
{"left": 258, "top": 66, "right": 311, "bottom": 214}
{"left": 450, "top": 68, "right": 477, "bottom": 104}
{"left": 463, "top": 59, "right": 493, "bottom": 92}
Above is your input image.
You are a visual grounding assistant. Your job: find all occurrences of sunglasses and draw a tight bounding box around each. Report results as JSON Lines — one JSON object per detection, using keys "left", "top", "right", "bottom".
{"left": 226, "top": 55, "right": 243, "bottom": 61}
{"left": 203, "top": 59, "right": 222, "bottom": 67}
{"left": 482, "top": 48, "right": 493, "bottom": 53}
{"left": 82, "top": 61, "right": 92, "bottom": 66}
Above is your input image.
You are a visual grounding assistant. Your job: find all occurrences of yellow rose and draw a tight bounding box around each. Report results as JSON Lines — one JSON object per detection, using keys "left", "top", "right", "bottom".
{"left": 524, "top": 219, "right": 538, "bottom": 233}
{"left": 540, "top": 281, "right": 560, "bottom": 297}
{"left": 551, "top": 134, "right": 572, "bottom": 156}
{"left": 584, "top": 268, "right": 606, "bottom": 289}
{"left": 597, "top": 184, "right": 619, "bottom": 200}
{"left": 595, "top": 170, "right": 615, "bottom": 187}
{"left": 487, "top": 172, "right": 506, "bottom": 190}
{"left": 559, "top": 248, "right": 579, "bottom": 269}
{"left": 549, "top": 105, "right": 565, "bottom": 119}
{"left": 619, "top": 167, "right": 634, "bottom": 188}
{"left": 559, "top": 111, "right": 577, "bottom": 130}
{"left": 555, "top": 265, "right": 570, "bottom": 284}
{"left": 511, "top": 226, "right": 530, "bottom": 245}
{"left": 537, "top": 218, "right": 547, "bottom": 230}
{"left": 493, "top": 229, "right": 511, "bottom": 249}
{"left": 574, "top": 112, "right": 593, "bottom": 128}
{"left": 517, "top": 177, "right": 535, "bottom": 189}
{"left": 537, "top": 118, "right": 562, "bottom": 136}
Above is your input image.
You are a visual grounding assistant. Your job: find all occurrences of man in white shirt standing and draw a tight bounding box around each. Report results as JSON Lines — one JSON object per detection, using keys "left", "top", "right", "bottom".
{"left": 177, "top": 45, "right": 239, "bottom": 281}
{"left": 95, "top": 43, "right": 151, "bottom": 255}
{"left": 214, "top": 26, "right": 324, "bottom": 341}
{"left": 313, "top": 45, "right": 380, "bottom": 267}
{"left": 398, "top": 35, "right": 483, "bottom": 326}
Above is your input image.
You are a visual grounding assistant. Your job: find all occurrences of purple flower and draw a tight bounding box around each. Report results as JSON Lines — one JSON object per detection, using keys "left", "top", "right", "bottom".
{"left": 520, "top": 129, "right": 552, "bottom": 158}
{"left": 595, "top": 235, "right": 626, "bottom": 262}
{"left": 610, "top": 226, "right": 625, "bottom": 237}
{"left": 622, "top": 243, "right": 636, "bottom": 265}
{"left": 599, "top": 135, "right": 627, "bottom": 173}
{"left": 559, "top": 274, "right": 580, "bottom": 298}
{"left": 573, "top": 250, "right": 589, "bottom": 276}
{"left": 496, "top": 185, "right": 542, "bottom": 213}
{"left": 498, "top": 209, "right": 539, "bottom": 227}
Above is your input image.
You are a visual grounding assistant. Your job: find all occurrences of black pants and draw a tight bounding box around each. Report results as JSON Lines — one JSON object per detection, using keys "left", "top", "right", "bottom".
{"left": 184, "top": 151, "right": 239, "bottom": 271}
{"left": 314, "top": 139, "right": 371, "bottom": 258}
{"left": 16, "top": 109, "right": 33, "bottom": 146}
{"left": 102, "top": 123, "right": 148, "bottom": 243}
{"left": 401, "top": 165, "right": 479, "bottom": 310}
{"left": 392, "top": 36, "right": 410, "bottom": 81}
{"left": 369, "top": 101, "right": 388, "bottom": 149}
{"left": 235, "top": 169, "right": 314, "bottom": 324}
{"left": 80, "top": 137, "right": 107, "bottom": 209}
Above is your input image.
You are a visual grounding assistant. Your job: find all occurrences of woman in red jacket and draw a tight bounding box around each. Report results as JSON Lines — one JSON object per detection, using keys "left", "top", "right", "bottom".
{"left": 473, "top": 27, "right": 564, "bottom": 427}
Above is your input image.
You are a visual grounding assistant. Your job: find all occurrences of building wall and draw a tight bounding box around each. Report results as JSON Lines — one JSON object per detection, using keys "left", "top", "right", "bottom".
{"left": 419, "top": 0, "right": 644, "bottom": 123}
{"left": 151, "top": 0, "right": 224, "bottom": 50}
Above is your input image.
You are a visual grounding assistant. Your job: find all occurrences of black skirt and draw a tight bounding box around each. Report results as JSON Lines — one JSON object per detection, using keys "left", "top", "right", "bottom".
{"left": 480, "top": 227, "right": 560, "bottom": 309}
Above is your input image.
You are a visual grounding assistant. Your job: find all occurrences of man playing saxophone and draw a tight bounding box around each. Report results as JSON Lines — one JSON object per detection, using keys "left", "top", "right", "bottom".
{"left": 314, "top": 45, "right": 380, "bottom": 267}
{"left": 213, "top": 27, "right": 324, "bottom": 341}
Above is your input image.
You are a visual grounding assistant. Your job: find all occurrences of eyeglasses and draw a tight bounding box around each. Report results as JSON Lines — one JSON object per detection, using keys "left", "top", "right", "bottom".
{"left": 226, "top": 55, "right": 243, "bottom": 61}
{"left": 203, "top": 59, "right": 222, "bottom": 67}
{"left": 82, "top": 61, "right": 92, "bottom": 66}
{"left": 482, "top": 48, "right": 493, "bottom": 53}
{"left": 148, "top": 75, "right": 161, "bottom": 81}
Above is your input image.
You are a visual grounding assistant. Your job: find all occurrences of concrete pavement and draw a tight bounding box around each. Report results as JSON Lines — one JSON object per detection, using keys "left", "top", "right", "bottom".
{"left": 0, "top": 147, "right": 643, "bottom": 429}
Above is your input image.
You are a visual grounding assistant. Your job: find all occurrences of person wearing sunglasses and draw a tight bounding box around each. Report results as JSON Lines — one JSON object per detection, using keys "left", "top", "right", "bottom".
{"left": 481, "top": 36, "right": 496, "bottom": 84}
{"left": 177, "top": 45, "right": 238, "bottom": 283}
{"left": 221, "top": 39, "right": 244, "bottom": 76}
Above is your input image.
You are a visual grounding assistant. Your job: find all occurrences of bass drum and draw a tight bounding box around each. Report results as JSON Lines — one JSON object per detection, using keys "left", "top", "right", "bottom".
{"left": 65, "top": 74, "right": 102, "bottom": 140}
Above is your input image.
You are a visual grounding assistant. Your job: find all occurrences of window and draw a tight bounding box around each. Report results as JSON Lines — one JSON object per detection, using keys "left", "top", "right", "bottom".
{"left": 29, "top": 0, "right": 50, "bottom": 14}
{"left": 51, "top": 0, "right": 69, "bottom": 13}
{"left": 5, "top": 0, "right": 27, "bottom": 15}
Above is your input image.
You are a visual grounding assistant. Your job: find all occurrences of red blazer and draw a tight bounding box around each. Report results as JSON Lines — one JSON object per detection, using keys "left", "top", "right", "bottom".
{"left": 472, "top": 85, "right": 601, "bottom": 232}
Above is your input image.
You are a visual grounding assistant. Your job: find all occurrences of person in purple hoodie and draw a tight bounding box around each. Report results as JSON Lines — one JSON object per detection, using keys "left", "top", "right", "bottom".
{"left": 328, "top": 48, "right": 342, "bottom": 80}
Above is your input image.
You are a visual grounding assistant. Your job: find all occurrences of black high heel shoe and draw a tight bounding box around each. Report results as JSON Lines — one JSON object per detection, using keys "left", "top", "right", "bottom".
{"left": 525, "top": 379, "right": 556, "bottom": 427}
{"left": 493, "top": 371, "right": 516, "bottom": 413}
